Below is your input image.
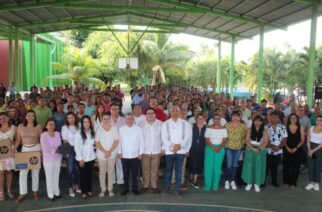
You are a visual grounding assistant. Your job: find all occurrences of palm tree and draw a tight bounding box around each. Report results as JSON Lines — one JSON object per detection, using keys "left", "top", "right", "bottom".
{"left": 46, "top": 46, "right": 105, "bottom": 88}
{"left": 140, "top": 34, "right": 193, "bottom": 86}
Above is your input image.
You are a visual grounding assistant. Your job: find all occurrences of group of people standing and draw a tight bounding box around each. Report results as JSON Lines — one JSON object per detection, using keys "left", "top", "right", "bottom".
{"left": 0, "top": 84, "right": 321, "bottom": 203}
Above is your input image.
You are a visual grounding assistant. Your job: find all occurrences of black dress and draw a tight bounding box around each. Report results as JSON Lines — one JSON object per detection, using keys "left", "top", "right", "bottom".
{"left": 189, "top": 124, "right": 206, "bottom": 175}
{"left": 283, "top": 126, "right": 303, "bottom": 186}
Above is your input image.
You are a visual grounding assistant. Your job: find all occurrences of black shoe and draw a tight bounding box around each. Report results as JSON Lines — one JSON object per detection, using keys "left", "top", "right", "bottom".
{"left": 121, "top": 189, "right": 129, "bottom": 196}
{"left": 174, "top": 191, "right": 183, "bottom": 198}
{"left": 48, "top": 197, "right": 55, "bottom": 202}
{"left": 272, "top": 183, "right": 279, "bottom": 188}
{"left": 54, "top": 195, "right": 62, "bottom": 199}
{"left": 132, "top": 190, "right": 140, "bottom": 195}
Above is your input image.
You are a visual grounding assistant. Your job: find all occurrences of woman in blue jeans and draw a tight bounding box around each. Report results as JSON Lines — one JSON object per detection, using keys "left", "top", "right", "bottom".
{"left": 61, "top": 112, "right": 80, "bottom": 197}
{"left": 225, "top": 111, "right": 247, "bottom": 190}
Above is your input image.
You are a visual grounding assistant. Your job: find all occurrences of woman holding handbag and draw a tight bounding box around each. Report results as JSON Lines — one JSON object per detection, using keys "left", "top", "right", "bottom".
{"left": 242, "top": 115, "right": 268, "bottom": 192}
{"left": 40, "top": 118, "right": 62, "bottom": 201}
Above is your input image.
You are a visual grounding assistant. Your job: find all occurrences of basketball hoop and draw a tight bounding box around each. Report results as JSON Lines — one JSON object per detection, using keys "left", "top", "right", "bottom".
{"left": 119, "top": 58, "right": 138, "bottom": 70}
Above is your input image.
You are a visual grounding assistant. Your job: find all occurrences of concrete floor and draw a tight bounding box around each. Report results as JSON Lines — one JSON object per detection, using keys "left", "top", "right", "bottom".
{"left": 1, "top": 169, "right": 322, "bottom": 212}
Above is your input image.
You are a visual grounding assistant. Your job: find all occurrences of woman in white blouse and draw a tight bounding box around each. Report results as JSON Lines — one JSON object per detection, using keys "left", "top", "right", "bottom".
{"left": 61, "top": 112, "right": 80, "bottom": 197}
{"left": 95, "top": 113, "right": 119, "bottom": 198}
{"left": 91, "top": 104, "right": 104, "bottom": 132}
{"left": 306, "top": 115, "right": 322, "bottom": 191}
{"left": 204, "top": 113, "right": 228, "bottom": 191}
{"left": 74, "top": 115, "right": 96, "bottom": 198}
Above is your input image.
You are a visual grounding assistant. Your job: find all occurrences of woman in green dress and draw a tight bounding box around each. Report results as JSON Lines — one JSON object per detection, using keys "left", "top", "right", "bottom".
{"left": 204, "top": 113, "right": 227, "bottom": 191}
{"left": 242, "top": 115, "right": 268, "bottom": 192}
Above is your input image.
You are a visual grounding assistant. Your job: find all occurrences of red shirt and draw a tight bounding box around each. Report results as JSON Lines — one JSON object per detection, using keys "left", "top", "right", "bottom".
{"left": 155, "top": 108, "right": 168, "bottom": 122}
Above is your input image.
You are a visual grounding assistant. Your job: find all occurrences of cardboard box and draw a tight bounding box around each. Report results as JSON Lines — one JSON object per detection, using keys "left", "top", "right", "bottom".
{"left": 0, "top": 139, "right": 12, "bottom": 159}
{"left": 14, "top": 151, "right": 41, "bottom": 170}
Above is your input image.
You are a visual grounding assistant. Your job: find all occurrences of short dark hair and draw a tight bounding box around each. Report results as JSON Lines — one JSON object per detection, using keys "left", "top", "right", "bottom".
{"left": 270, "top": 111, "right": 280, "bottom": 117}
{"left": 145, "top": 107, "right": 156, "bottom": 114}
{"left": 261, "top": 99, "right": 267, "bottom": 103}
{"left": 110, "top": 102, "right": 120, "bottom": 108}
{"left": 78, "top": 103, "right": 85, "bottom": 108}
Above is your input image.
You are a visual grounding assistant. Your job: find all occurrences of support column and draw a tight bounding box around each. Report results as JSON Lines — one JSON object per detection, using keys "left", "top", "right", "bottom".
{"left": 216, "top": 39, "right": 221, "bottom": 93}
{"left": 8, "top": 26, "right": 13, "bottom": 84}
{"left": 257, "top": 25, "right": 264, "bottom": 103}
{"left": 14, "top": 27, "right": 19, "bottom": 91}
{"left": 30, "top": 34, "right": 35, "bottom": 87}
{"left": 306, "top": 3, "right": 318, "bottom": 107}
{"left": 229, "top": 36, "right": 235, "bottom": 97}
{"left": 34, "top": 36, "right": 37, "bottom": 85}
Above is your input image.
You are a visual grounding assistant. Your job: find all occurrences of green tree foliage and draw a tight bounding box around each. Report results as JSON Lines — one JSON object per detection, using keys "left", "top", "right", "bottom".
{"left": 47, "top": 46, "right": 105, "bottom": 89}
{"left": 64, "top": 29, "right": 91, "bottom": 48}
{"left": 140, "top": 34, "right": 193, "bottom": 86}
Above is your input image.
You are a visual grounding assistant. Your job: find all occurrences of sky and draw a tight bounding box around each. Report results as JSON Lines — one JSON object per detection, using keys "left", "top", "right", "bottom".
{"left": 169, "top": 16, "right": 322, "bottom": 62}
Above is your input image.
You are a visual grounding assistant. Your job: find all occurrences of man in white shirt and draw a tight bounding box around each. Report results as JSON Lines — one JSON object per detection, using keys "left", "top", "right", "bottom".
{"left": 118, "top": 113, "right": 144, "bottom": 196}
{"left": 110, "top": 103, "right": 126, "bottom": 185}
{"left": 140, "top": 108, "right": 163, "bottom": 194}
{"left": 133, "top": 104, "right": 146, "bottom": 126}
{"left": 161, "top": 106, "right": 192, "bottom": 197}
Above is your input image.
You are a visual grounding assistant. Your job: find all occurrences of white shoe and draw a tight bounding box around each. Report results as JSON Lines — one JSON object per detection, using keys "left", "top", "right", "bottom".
{"left": 313, "top": 183, "right": 320, "bottom": 191}
{"left": 231, "top": 181, "right": 237, "bottom": 190}
{"left": 254, "top": 184, "right": 260, "bottom": 192}
{"left": 245, "top": 184, "right": 252, "bottom": 191}
{"left": 224, "top": 181, "right": 230, "bottom": 190}
{"left": 305, "top": 183, "right": 314, "bottom": 191}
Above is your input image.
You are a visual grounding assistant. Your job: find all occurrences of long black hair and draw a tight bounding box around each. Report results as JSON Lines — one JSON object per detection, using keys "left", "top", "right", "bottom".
{"left": 287, "top": 113, "right": 300, "bottom": 129}
{"left": 250, "top": 115, "right": 265, "bottom": 141}
{"left": 64, "top": 111, "right": 79, "bottom": 129}
{"left": 80, "top": 115, "right": 95, "bottom": 143}
{"left": 23, "top": 110, "right": 38, "bottom": 127}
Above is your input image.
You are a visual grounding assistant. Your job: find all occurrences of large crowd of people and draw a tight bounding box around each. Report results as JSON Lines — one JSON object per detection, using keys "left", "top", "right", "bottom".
{"left": 0, "top": 84, "right": 321, "bottom": 203}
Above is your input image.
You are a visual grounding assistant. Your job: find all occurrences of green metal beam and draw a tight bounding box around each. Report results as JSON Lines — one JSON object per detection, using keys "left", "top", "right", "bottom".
{"left": 70, "top": 20, "right": 185, "bottom": 28}
{"left": 216, "top": 40, "right": 221, "bottom": 93}
{"left": 0, "top": 0, "right": 99, "bottom": 12}
{"left": 18, "top": 12, "right": 128, "bottom": 28}
{"left": 80, "top": 27, "right": 173, "bottom": 33}
{"left": 53, "top": 4, "right": 197, "bottom": 14}
{"left": 129, "top": 12, "right": 250, "bottom": 40}
{"left": 108, "top": 25, "right": 130, "bottom": 55}
{"left": 306, "top": 3, "right": 319, "bottom": 107}
{"left": 128, "top": 26, "right": 149, "bottom": 55}
{"left": 29, "top": 24, "right": 103, "bottom": 34}
{"left": 229, "top": 36, "right": 235, "bottom": 96}
{"left": 148, "top": 0, "right": 286, "bottom": 29}
{"left": 257, "top": 25, "right": 264, "bottom": 103}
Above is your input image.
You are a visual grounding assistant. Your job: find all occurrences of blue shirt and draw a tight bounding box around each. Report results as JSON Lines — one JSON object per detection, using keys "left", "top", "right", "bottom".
{"left": 53, "top": 112, "right": 66, "bottom": 133}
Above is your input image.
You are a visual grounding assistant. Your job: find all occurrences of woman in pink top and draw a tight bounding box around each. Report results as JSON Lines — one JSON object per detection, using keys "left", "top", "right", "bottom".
{"left": 15, "top": 110, "right": 42, "bottom": 203}
{"left": 40, "top": 118, "right": 62, "bottom": 201}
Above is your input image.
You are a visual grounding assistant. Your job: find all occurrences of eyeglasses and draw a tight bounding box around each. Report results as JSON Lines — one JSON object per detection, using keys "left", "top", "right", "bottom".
{"left": 146, "top": 112, "right": 155, "bottom": 115}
